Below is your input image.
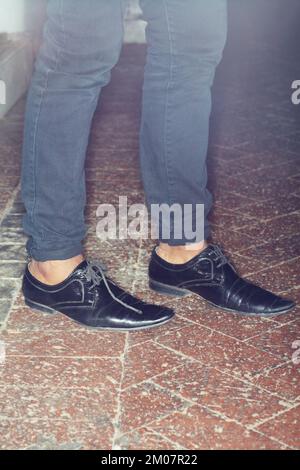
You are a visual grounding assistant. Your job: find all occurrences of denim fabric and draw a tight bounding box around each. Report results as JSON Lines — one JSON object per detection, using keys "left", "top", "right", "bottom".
{"left": 21, "top": 0, "right": 227, "bottom": 261}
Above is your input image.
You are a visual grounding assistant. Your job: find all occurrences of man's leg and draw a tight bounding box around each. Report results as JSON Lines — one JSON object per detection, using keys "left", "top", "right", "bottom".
{"left": 140, "top": 0, "right": 227, "bottom": 262}
{"left": 142, "top": 1, "right": 295, "bottom": 315}
{"left": 21, "top": 0, "right": 175, "bottom": 330}
{"left": 22, "top": 0, "right": 126, "bottom": 283}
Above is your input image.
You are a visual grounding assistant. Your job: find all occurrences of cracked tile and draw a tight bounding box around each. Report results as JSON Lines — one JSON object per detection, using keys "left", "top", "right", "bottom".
{"left": 149, "top": 405, "right": 286, "bottom": 449}
{"left": 153, "top": 362, "right": 292, "bottom": 426}
{"left": 255, "top": 405, "right": 300, "bottom": 449}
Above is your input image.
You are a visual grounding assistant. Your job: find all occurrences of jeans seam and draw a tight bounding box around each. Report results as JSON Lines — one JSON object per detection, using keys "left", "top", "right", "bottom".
{"left": 30, "top": 0, "right": 65, "bottom": 250}
{"left": 162, "top": 0, "right": 175, "bottom": 208}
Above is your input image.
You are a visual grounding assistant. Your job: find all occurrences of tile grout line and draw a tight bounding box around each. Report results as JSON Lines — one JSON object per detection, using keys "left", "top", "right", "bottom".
{"left": 0, "top": 406, "right": 294, "bottom": 450}
{"left": 171, "top": 313, "right": 295, "bottom": 362}
{"left": 242, "top": 320, "right": 300, "bottom": 344}
{"left": 119, "top": 357, "right": 296, "bottom": 406}
{"left": 247, "top": 402, "right": 300, "bottom": 432}
{"left": 111, "top": 235, "right": 144, "bottom": 449}
{"left": 111, "top": 331, "right": 129, "bottom": 450}
{"left": 174, "top": 311, "right": 283, "bottom": 343}
{"left": 149, "top": 377, "right": 297, "bottom": 428}
{"left": 0, "top": 182, "right": 21, "bottom": 226}
{"left": 145, "top": 381, "right": 296, "bottom": 449}
{"left": 116, "top": 379, "right": 294, "bottom": 450}
{"left": 0, "top": 354, "right": 126, "bottom": 359}
{"left": 151, "top": 340, "right": 299, "bottom": 405}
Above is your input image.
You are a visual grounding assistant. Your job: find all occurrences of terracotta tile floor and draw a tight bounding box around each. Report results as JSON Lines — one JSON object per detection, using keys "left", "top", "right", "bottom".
{"left": 0, "top": 9, "right": 300, "bottom": 449}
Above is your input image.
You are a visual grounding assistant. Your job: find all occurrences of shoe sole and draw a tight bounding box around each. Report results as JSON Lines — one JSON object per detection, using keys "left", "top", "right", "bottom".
{"left": 149, "top": 279, "right": 295, "bottom": 317}
{"left": 24, "top": 298, "right": 174, "bottom": 331}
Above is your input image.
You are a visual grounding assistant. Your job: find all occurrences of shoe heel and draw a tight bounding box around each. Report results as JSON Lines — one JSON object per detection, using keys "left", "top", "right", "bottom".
{"left": 149, "top": 279, "right": 190, "bottom": 298}
{"left": 25, "top": 299, "right": 56, "bottom": 315}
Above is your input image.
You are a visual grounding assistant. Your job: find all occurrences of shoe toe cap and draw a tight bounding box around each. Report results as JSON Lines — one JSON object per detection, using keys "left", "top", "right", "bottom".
{"left": 141, "top": 304, "right": 175, "bottom": 325}
{"left": 268, "top": 297, "right": 296, "bottom": 314}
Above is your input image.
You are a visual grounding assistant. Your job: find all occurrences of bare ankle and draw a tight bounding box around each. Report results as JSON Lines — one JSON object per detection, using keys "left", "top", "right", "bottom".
{"left": 29, "top": 255, "right": 84, "bottom": 285}
{"left": 157, "top": 241, "right": 208, "bottom": 264}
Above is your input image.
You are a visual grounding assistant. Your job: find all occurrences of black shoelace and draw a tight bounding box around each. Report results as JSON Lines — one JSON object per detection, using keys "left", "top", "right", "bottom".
{"left": 210, "top": 245, "right": 229, "bottom": 269}
{"left": 82, "top": 261, "right": 142, "bottom": 314}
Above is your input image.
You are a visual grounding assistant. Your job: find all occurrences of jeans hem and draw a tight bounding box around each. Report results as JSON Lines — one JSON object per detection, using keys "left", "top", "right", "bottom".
{"left": 159, "top": 225, "right": 211, "bottom": 246}
{"left": 27, "top": 243, "right": 83, "bottom": 262}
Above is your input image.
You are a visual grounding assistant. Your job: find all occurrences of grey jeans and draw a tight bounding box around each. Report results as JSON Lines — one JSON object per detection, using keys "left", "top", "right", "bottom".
{"left": 21, "top": 0, "right": 227, "bottom": 261}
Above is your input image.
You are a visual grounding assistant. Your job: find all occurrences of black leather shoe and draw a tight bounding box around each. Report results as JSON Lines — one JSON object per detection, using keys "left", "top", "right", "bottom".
{"left": 22, "top": 260, "right": 174, "bottom": 330}
{"left": 149, "top": 244, "right": 296, "bottom": 316}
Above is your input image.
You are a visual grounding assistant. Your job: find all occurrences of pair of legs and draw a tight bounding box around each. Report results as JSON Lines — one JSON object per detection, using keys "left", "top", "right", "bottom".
{"left": 21, "top": 0, "right": 227, "bottom": 283}
{"left": 21, "top": 0, "right": 295, "bottom": 322}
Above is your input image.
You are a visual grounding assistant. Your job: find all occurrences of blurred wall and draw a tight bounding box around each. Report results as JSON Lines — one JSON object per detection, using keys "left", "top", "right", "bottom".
{"left": 0, "top": 0, "right": 46, "bottom": 118}
{"left": 0, "top": 0, "right": 25, "bottom": 33}
{"left": 0, "top": 0, "right": 46, "bottom": 35}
